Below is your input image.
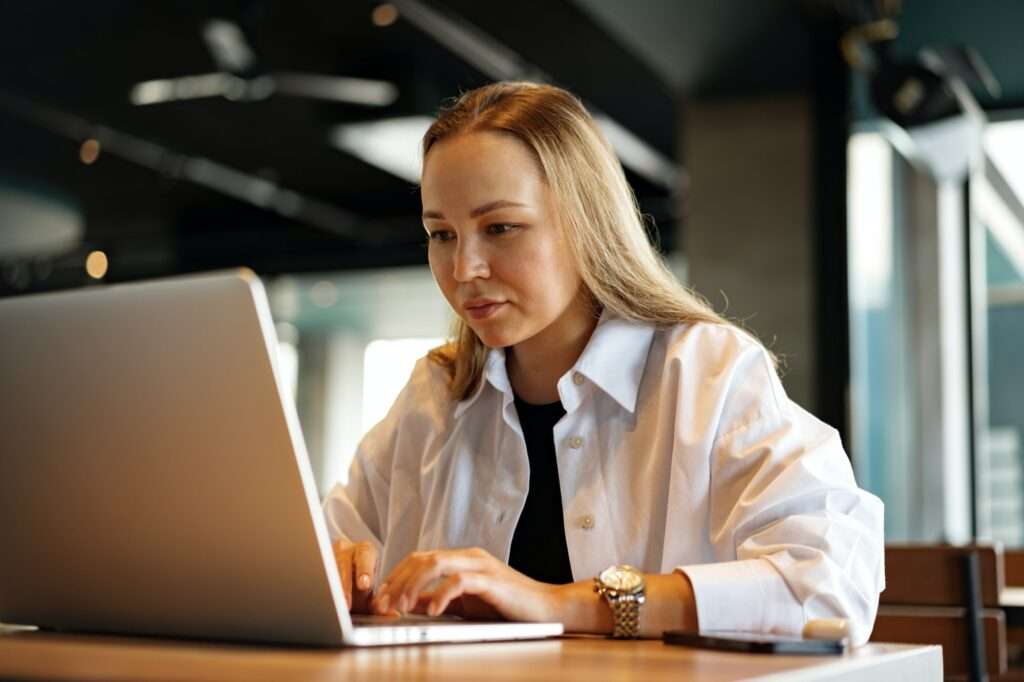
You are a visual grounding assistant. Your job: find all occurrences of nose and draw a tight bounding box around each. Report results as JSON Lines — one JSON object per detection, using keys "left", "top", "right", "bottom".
{"left": 452, "top": 236, "right": 490, "bottom": 282}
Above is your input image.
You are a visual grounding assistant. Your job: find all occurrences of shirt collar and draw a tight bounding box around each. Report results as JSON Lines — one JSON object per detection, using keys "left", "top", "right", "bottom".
{"left": 453, "top": 348, "right": 510, "bottom": 420}
{"left": 452, "top": 311, "right": 656, "bottom": 419}
{"left": 572, "top": 312, "right": 655, "bottom": 414}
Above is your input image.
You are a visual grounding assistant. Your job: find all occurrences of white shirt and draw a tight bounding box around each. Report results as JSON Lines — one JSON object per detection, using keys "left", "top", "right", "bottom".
{"left": 322, "top": 314, "right": 885, "bottom": 644}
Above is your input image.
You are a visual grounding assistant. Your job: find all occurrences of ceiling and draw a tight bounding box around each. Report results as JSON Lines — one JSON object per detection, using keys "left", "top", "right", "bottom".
{"left": 572, "top": 0, "right": 813, "bottom": 96}
{"left": 0, "top": 0, "right": 682, "bottom": 294}
{"left": 576, "top": 0, "right": 1024, "bottom": 110}
{"left": 850, "top": 0, "right": 1024, "bottom": 119}
{"left": 1, "top": 0, "right": 1021, "bottom": 296}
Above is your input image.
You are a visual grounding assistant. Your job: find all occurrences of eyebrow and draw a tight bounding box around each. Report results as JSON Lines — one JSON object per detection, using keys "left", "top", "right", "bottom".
{"left": 422, "top": 200, "right": 528, "bottom": 221}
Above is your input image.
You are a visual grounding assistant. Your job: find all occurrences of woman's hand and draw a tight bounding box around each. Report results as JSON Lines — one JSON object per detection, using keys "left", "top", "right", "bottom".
{"left": 331, "top": 538, "right": 378, "bottom": 614}
{"left": 369, "top": 546, "right": 699, "bottom": 637}
{"left": 372, "top": 547, "right": 560, "bottom": 621}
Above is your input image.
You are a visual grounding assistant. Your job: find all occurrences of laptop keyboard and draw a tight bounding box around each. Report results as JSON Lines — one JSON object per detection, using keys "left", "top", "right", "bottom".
{"left": 352, "top": 613, "right": 467, "bottom": 627}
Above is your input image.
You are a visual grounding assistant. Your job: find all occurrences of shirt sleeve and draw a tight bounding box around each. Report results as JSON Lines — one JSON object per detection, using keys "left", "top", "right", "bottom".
{"left": 321, "top": 434, "right": 390, "bottom": 553}
{"left": 320, "top": 356, "right": 450, "bottom": 561}
{"left": 677, "top": 342, "right": 885, "bottom": 645}
{"left": 320, "top": 359, "right": 418, "bottom": 552}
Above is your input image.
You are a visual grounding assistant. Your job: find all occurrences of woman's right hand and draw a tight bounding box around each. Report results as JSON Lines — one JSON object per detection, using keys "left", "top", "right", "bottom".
{"left": 331, "top": 538, "right": 379, "bottom": 613}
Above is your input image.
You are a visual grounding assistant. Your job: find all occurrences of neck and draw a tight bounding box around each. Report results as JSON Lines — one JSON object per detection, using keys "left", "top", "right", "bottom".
{"left": 507, "top": 298, "right": 598, "bottom": 405}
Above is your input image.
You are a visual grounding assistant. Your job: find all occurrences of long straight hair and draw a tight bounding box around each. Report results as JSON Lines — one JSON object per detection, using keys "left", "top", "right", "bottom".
{"left": 424, "top": 82, "right": 735, "bottom": 400}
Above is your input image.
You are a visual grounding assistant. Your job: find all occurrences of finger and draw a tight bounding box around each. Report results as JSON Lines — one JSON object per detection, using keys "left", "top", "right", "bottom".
{"left": 333, "top": 541, "right": 353, "bottom": 608}
{"left": 376, "top": 551, "right": 443, "bottom": 614}
{"left": 425, "top": 572, "right": 488, "bottom": 617}
{"left": 374, "top": 555, "right": 422, "bottom": 614}
{"left": 392, "top": 554, "right": 445, "bottom": 614}
{"left": 353, "top": 542, "right": 378, "bottom": 593}
{"left": 341, "top": 557, "right": 354, "bottom": 609}
{"left": 392, "top": 550, "right": 492, "bottom": 615}
{"left": 376, "top": 549, "right": 483, "bottom": 614}
{"left": 412, "top": 592, "right": 434, "bottom": 614}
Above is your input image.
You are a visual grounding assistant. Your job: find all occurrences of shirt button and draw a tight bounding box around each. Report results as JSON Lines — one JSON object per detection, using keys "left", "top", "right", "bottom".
{"left": 579, "top": 514, "right": 595, "bottom": 530}
{"left": 568, "top": 436, "right": 583, "bottom": 449}
{"left": 572, "top": 372, "right": 584, "bottom": 386}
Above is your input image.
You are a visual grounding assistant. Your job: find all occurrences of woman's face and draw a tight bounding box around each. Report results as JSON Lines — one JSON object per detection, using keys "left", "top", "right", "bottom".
{"left": 421, "top": 131, "right": 586, "bottom": 350}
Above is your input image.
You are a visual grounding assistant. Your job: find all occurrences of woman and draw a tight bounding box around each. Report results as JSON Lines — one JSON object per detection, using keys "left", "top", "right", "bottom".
{"left": 323, "top": 81, "right": 884, "bottom": 643}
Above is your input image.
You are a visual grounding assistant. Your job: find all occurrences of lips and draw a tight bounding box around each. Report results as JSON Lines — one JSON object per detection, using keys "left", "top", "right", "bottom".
{"left": 463, "top": 298, "right": 507, "bottom": 320}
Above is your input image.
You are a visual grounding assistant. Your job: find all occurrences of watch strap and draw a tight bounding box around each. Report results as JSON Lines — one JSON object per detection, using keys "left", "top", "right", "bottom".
{"left": 610, "top": 593, "right": 641, "bottom": 638}
{"left": 594, "top": 577, "right": 643, "bottom": 639}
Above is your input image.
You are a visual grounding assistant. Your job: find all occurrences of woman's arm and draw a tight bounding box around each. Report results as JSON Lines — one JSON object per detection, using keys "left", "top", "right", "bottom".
{"left": 321, "top": 361, "right": 427, "bottom": 608}
{"left": 322, "top": 452, "right": 389, "bottom": 612}
{"left": 322, "top": 450, "right": 388, "bottom": 549}
{"left": 676, "top": 336, "right": 884, "bottom": 644}
{"left": 322, "top": 356, "right": 454, "bottom": 611}
{"left": 555, "top": 571, "right": 699, "bottom": 637}
{"left": 372, "top": 547, "right": 698, "bottom": 638}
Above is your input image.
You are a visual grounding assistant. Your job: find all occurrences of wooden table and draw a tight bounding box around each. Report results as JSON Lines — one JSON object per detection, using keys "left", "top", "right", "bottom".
{"left": 0, "top": 628, "right": 941, "bottom": 681}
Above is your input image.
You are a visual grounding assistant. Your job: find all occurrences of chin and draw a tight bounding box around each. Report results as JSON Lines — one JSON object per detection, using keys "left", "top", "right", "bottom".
{"left": 475, "top": 330, "right": 517, "bottom": 349}
{"left": 469, "top": 322, "right": 521, "bottom": 349}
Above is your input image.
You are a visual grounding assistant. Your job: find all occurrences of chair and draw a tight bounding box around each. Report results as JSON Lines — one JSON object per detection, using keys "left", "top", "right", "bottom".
{"left": 1001, "top": 550, "right": 1024, "bottom": 667}
{"left": 871, "top": 544, "right": 1006, "bottom": 681}
{"left": 1004, "top": 550, "right": 1024, "bottom": 588}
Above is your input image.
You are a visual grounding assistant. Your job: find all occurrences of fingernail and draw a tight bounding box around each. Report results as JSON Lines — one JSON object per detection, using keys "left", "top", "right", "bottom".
{"left": 427, "top": 601, "right": 439, "bottom": 617}
{"left": 376, "top": 593, "right": 389, "bottom": 613}
{"left": 357, "top": 574, "right": 370, "bottom": 590}
{"left": 397, "top": 595, "right": 408, "bottom": 614}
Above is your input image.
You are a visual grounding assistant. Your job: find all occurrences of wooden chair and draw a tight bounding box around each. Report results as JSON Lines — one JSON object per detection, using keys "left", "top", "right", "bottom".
{"left": 872, "top": 544, "right": 1007, "bottom": 681}
{"left": 1005, "top": 551, "right": 1024, "bottom": 588}
{"left": 1001, "top": 550, "right": 1024, "bottom": 667}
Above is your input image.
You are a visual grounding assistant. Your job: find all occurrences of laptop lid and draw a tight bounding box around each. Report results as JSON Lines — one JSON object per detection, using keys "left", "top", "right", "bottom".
{"left": 0, "top": 270, "right": 353, "bottom": 645}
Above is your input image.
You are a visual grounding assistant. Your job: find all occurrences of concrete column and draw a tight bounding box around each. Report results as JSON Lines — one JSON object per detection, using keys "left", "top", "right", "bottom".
{"left": 682, "top": 95, "right": 816, "bottom": 410}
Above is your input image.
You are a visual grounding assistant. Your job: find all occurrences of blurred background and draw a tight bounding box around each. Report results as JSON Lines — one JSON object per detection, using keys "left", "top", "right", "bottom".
{"left": 0, "top": 0, "right": 1021, "bottom": 548}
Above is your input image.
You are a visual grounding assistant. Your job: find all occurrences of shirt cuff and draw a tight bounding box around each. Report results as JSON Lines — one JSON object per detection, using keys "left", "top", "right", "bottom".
{"left": 677, "top": 559, "right": 804, "bottom": 636}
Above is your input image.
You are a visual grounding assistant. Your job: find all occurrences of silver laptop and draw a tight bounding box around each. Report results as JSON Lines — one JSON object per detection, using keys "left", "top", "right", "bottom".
{"left": 0, "top": 269, "right": 563, "bottom": 646}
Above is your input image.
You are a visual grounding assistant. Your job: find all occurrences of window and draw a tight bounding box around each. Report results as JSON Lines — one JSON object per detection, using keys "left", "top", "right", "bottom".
{"left": 362, "top": 337, "right": 445, "bottom": 435}
{"left": 847, "top": 131, "right": 917, "bottom": 541}
{"left": 268, "top": 267, "right": 450, "bottom": 494}
{"left": 849, "top": 115, "right": 1024, "bottom": 545}
{"left": 972, "top": 118, "right": 1024, "bottom": 545}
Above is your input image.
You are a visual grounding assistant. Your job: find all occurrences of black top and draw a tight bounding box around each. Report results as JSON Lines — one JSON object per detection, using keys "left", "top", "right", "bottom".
{"left": 508, "top": 394, "right": 575, "bottom": 585}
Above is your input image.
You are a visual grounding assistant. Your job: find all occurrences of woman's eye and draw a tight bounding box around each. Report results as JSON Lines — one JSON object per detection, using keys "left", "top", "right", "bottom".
{"left": 487, "top": 223, "right": 519, "bottom": 235}
{"left": 428, "top": 230, "right": 455, "bottom": 243}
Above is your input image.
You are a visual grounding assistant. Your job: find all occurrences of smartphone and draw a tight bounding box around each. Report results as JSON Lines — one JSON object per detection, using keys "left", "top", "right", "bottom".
{"left": 663, "top": 630, "right": 846, "bottom": 655}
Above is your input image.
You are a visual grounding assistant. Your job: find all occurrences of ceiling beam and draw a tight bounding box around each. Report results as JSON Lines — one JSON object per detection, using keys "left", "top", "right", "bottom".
{"left": 392, "top": 0, "right": 683, "bottom": 191}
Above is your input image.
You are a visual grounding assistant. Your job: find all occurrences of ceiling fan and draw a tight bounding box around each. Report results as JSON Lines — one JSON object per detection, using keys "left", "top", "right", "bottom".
{"left": 129, "top": 18, "right": 398, "bottom": 108}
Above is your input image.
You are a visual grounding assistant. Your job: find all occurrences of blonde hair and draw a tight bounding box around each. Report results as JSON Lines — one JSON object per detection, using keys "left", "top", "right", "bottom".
{"left": 424, "top": 81, "right": 734, "bottom": 400}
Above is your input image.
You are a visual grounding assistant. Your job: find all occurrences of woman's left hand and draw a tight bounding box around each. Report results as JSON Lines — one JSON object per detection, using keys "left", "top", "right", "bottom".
{"left": 372, "top": 547, "right": 561, "bottom": 621}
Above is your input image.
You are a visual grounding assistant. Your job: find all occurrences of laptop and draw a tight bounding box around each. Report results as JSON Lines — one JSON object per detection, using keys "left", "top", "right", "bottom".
{"left": 0, "top": 269, "right": 563, "bottom": 646}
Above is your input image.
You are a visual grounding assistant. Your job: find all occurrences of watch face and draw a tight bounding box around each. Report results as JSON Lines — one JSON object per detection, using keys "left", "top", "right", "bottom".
{"left": 600, "top": 565, "right": 643, "bottom": 592}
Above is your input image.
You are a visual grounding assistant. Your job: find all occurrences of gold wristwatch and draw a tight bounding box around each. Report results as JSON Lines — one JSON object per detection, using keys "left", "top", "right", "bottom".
{"left": 594, "top": 565, "right": 646, "bottom": 638}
